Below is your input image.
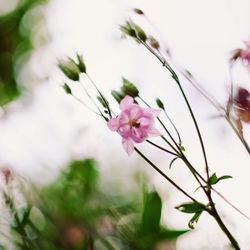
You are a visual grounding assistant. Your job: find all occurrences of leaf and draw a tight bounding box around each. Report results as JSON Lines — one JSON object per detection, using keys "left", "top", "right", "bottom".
{"left": 141, "top": 190, "right": 162, "bottom": 235}
{"left": 208, "top": 173, "right": 232, "bottom": 186}
{"left": 175, "top": 202, "right": 206, "bottom": 214}
{"left": 188, "top": 211, "right": 203, "bottom": 229}
{"left": 158, "top": 228, "right": 189, "bottom": 240}
{"left": 169, "top": 157, "right": 179, "bottom": 169}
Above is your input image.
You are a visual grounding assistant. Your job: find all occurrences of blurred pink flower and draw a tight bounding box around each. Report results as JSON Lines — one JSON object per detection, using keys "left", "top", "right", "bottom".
{"left": 107, "top": 96, "right": 161, "bottom": 155}
{"left": 240, "top": 41, "right": 250, "bottom": 65}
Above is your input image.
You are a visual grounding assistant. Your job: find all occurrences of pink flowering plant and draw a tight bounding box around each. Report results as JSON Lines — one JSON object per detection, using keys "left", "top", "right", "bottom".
{"left": 58, "top": 9, "right": 250, "bottom": 250}
{"left": 107, "top": 95, "right": 161, "bottom": 155}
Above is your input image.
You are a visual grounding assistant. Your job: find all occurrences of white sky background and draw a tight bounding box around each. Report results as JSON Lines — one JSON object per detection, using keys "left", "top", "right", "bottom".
{"left": 1, "top": 0, "right": 250, "bottom": 249}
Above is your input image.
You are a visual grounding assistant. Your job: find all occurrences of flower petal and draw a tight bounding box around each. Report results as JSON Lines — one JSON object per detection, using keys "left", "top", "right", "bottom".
{"left": 107, "top": 118, "right": 119, "bottom": 131}
{"left": 129, "top": 105, "right": 142, "bottom": 119}
{"left": 120, "top": 96, "right": 134, "bottom": 111}
{"left": 147, "top": 127, "right": 161, "bottom": 137}
{"left": 122, "top": 138, "right": 134, "bottom": 155}
{"left": 131, "top": 127, "right": 147, "bottom": 143}
{"left": 118, "top": 124, "right": 131, "bottom": 138}
{"left": 137, "top": 117, "right": 152, "bottom": 128}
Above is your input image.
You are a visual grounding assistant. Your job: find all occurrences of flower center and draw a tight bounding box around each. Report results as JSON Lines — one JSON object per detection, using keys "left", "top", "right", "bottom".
{"left": 128, "top": 119, "right": 140, "bottom": 128}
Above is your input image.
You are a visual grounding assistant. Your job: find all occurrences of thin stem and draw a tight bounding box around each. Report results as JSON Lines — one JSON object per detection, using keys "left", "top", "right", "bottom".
{"left": 86, "top": 73, "right": 112, "bottom": 118}
{"left": 72, "top": 94, "right": 102, "bottom": 116}
{"left": 135, "top": 147, "right": 198, "bottom": 203}
{"left": 207, "top": 199, "right": 240, "bottom": 250}
{"left": 140, "top": 40, "right": 210, "bottom": 182}
{"left": 163, "top": 109, "right": 182, "bottom": 145}
{"left": 212, "top": 188, "right": 250, "bottom": 220}
{"left": 79, "top": 80, "right": 105, "bottom": 117}
{"left": 138, "top": 96, "right": 180, "bottom": 153}
{"left": 146, "top": 139, "right": 179, "bottom": 156}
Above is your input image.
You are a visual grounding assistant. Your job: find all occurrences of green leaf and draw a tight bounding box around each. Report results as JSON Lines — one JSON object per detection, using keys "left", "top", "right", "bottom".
{"left": 208, "top": 173, "right": 232, "bottom": 186}
{"left": 175, "top": 202, "right": 206, "bottom": 214}
{"left": 67, "top": 159, "right": 99, "bottom": 195}
{"left": 158, "top": 228, "right": 189, "bottom": 240}
{"left": 141, "top": 190, "right": 162, "bottom": 235}
{"left": 188, "top": 211, "right": 203, "bottom": 229}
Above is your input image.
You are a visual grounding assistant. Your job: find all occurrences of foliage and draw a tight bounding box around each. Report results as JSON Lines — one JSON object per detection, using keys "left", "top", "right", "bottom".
{"left": 0, "top": 0, "right": 47, "bottom": 106}
{"left": 4, "top": 159, "right": 188, "bottom": 250}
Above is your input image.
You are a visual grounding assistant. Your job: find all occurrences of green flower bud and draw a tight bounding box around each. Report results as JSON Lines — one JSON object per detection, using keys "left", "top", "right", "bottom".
{"left": 133, "top": 23, "right": 147, "bottom": 42}
{"left": 156, "top": 98, "right": 165, "bottom": 110}
{"left": 121, "top": 78, "right": 139, "bottom": 97}
{"left": 59, "top": 59, "right": 80, "bottom": 81}
{"left": 97, "top": 95, "right": 109, "bottom": 109}
{"left": 120, "top": 22, "right": 137, "bottom": 38}
{"left": 111, "top": 90, "right": 124, "bottom": 103}
{"left": 63, "top": 83, "right": 72, "bottom": 95}
{"left": 76, "top": 53, "right": 86, "bottom": 73}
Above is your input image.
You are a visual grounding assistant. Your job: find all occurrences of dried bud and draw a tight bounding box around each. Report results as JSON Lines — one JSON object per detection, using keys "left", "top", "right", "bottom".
{"left": 121, "top": 78, "right": 139, "bottom": 97}
{"left": 234, "top": 87, "right": 250, "bottom": 123}
{"left": 148, "top": 36, "right": 160, "bottom": 50}
{"left": 156, "top": 98, "right": 165, "bottom": 110}
{"left": 76, "top": 54, "right": 86, "bottom": 73}
{"left": 133, "top": 8, "right": 144, "bottom": 15}
{"left": 230, "top": 49, "right": 242, "bottom": 63}
{"left": 63, "top": 83, "right": 72, "bottom": 95}
{"left": 111, "top": 90, "right": 124, "bottom": 103}
{"left": 1, "top": 168, "right": 12, "bottom": 184}
{"left": 59, "top": 59, "right": 80, "bottom": 81}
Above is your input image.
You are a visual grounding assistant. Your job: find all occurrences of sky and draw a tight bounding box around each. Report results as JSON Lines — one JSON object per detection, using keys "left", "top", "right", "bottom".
{"left": 1, "top": 0, "right": 250, "bottom": 249}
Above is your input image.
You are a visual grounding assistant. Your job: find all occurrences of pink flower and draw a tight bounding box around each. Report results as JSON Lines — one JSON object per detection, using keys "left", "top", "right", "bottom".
{"left": 240, "top": 41, "right": 250, "bottom": 65}
{"left": 107, "top": 96, "right": 161, "bottom": 155}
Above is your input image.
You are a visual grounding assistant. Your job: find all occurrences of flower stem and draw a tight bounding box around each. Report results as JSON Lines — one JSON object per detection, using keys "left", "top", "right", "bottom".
{"left": 134, "top": 147, "right": 198, "bottom": 203}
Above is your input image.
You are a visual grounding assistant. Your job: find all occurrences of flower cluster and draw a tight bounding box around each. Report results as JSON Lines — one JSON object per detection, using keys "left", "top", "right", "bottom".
{"left": 107, "top": 96, "right": 161, "bottom": 155}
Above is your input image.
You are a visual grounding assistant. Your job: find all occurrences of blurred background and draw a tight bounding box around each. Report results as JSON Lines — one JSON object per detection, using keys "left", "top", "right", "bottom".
{"left": 0, "top": 0, "right": 250, "bottom": 249}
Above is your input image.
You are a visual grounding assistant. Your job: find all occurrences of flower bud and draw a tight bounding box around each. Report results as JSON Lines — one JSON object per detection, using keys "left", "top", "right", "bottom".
{"left": 230, "top": 49, "right": 242, "bottom": 63}
{"left": 63, "top": 83, "right": 72, "bottom": 95}
{"left": 156, "top": 98, "right": 165, "bottom": 110}
{"left": 133, "top": 8, "right": 144, "bottom": 15}
{"left": 59, "top": 59, "right": 80, "bottom": 81}
{"left": 97, "top": 95, "right": 109, "bottom": 109}
{"left": 121, "top": 78, "right": 139, "bottom": 97}
{"left": 76, "top": 54, "right": 86, "bottom": 73}
{"left": 120, "top": 22, "right": 137, "bottom": 38}
{"left": 111, "top": 90, "right": 124, "bottom": 103}
{"left": 133, "top": 23, "right": 147, "bottom": 42}
{"left": 148, "top": 36, "right": 160, "bottom": 50}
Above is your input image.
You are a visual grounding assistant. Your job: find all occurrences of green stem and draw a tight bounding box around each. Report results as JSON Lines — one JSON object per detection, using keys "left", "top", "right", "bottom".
{"left": 135, "top": 148, "right": 198, "bottom": 203}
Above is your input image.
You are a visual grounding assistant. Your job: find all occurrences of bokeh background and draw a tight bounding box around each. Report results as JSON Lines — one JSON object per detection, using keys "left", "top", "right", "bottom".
{"left": 1, "top": 0, "right": 250, "bottom": 249}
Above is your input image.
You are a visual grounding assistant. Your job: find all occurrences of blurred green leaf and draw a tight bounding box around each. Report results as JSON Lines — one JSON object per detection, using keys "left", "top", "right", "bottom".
{"left": 141, "top": 190, "right": 162, "bottom": 235}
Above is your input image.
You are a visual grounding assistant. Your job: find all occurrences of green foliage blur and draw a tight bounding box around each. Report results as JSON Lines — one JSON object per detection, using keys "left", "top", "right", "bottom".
{"left": 2, "top": 159, "right": 188, "bottom": 249}
{"left": 0, "top": 0, "right": 47, "bottom": 106}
